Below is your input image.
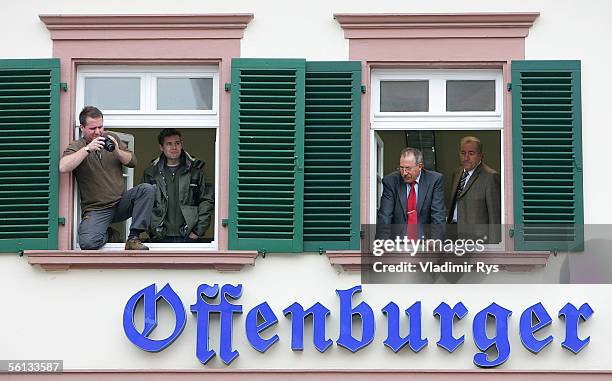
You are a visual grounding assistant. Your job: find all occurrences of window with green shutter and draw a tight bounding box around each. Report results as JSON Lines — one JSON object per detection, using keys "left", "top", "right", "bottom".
{"left": 0, "top": 59, "right": 60, "bottom": 253}
{"left": 511, "top": 60, "right": 583, "bottom": 252}
{"left": 228, "top": 59, "right": 361, "bottom": 253}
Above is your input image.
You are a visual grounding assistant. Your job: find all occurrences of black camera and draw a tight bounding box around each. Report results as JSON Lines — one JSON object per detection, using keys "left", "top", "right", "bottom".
{"left": 103, "top": 136, "right": 116, "bottom": 152}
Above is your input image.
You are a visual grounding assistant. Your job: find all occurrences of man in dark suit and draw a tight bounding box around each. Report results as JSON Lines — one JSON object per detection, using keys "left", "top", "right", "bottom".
{"left": 447, "top": 136, "right": 501, "bottom": 243}
{"left": 376, "top": 147, "right": 446, "bottom": 239}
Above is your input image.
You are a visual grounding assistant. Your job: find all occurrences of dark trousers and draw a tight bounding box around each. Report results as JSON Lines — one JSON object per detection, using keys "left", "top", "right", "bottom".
{"left": 78, "top": 183, "right": 155, "bottom": 250}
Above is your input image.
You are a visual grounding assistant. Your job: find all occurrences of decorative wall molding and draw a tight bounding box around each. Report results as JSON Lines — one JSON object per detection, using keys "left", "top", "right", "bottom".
{"left": 40, "top": 14, "right": 254, "bottom": 40}
{"left": 4, "top": 369, "right": 610, "bottom": 380}
{"left": 334, "top": 13, "right": 539, "bottom": 39}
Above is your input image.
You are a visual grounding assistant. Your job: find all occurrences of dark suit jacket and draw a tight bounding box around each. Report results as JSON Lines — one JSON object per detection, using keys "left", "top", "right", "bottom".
{"left": 376, "top": 169, "right": 446, "bottom": 239}
{"left": 447, "top": 163, "right": 501, "bottom": 243}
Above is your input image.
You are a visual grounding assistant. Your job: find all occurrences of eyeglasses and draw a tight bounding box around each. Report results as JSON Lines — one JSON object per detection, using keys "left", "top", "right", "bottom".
{"left": 397, "top": 166, "right": 419, "bottom": 173}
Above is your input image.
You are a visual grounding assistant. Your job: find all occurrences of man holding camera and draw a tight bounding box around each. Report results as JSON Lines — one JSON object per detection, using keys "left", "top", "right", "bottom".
{"left": 59, "top": 106, "right": 155, "bottom": 250}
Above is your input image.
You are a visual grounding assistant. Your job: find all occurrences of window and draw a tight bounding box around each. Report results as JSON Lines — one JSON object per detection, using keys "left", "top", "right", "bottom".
{"left": 371, "top": 69, "right": 503, "bottom": 127}
{"left": 380, "top": 80, "right": 429, "bottom": 112}
{"left": 370, "top": 69, "right": 505, "bottom": 247}
{"left": 74, "top": 65, "right": 219, "bottom": 250}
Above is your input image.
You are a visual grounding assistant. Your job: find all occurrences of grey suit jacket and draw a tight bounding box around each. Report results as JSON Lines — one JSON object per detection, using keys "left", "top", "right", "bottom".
{"left": 376, "top": 169, "right": 446, "bottom": 239}
{"left": 447, "top": 163, "right": 501, "bottom": 242}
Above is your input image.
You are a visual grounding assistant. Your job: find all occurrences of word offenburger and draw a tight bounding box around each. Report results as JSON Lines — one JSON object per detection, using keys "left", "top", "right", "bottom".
{"left": 123, "top": 284, "right": 593, "bottom": 368}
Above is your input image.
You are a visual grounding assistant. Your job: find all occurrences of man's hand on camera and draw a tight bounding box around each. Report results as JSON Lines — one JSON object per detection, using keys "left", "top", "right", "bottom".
{"left": 106, "top": 134, "right": 119, "bottom": 153}
{"left": 188, "top": 232, "right": 199, "bottom": 240}
{"left": 85, "top": 136, "right": 105, "bottom": 152}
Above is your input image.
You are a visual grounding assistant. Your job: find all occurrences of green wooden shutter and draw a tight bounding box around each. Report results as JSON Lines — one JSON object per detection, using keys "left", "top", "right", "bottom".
{"left": 303, "top": 61, "right": 361, "bottom": 251}
{"left": 228, "top": 59, "right": 305, "bottom": 252}
{"left": 0, "top": 59, "right": 60, "bottom": 253}
{"left": 512, "top": 60, "right": 583, "bottom": 251}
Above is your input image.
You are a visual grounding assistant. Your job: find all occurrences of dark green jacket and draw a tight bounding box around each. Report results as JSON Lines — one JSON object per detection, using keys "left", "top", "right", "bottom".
{"left": 142, "top": 151, "right": 214, "bottom": 240}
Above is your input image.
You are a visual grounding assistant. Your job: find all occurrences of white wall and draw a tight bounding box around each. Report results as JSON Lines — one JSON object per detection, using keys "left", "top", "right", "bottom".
{"left": 0, "top": 0, "right": 611, "bottom": 371}
{"left": 0, "top": 255, "right": 607, "bottom": 370}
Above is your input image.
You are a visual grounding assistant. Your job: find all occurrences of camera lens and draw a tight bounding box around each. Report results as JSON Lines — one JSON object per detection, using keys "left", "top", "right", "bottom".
{"left": 103, "top": 136, "right": 116, "bottom": 152}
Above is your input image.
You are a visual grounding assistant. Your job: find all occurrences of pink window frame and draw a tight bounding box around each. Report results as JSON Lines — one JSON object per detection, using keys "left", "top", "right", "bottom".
{"left": 327, "top": 13, "right": 547, "bottom": 269}
{"left": 26, "top": 14, "right": 256, "bottom": 271}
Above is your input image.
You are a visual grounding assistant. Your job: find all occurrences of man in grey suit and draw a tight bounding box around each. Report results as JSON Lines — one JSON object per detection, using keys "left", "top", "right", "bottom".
{"left": 377, "top": 147, "right": 446, "bottom": 239}
{"left": 447, "top": 136, "right": 501, "bottom": 243}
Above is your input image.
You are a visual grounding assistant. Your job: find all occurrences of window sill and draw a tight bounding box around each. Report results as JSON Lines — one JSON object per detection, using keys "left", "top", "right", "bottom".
{"left": 24, "top": 250, "right": 258, "bottom": 272}
{"left": 327, "top": 251, "right": 551, "bottom": 272}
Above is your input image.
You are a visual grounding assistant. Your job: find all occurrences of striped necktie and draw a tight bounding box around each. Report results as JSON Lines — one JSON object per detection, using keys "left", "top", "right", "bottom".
{"left": 456, "top": 170, "right": 468, "bottom": 197}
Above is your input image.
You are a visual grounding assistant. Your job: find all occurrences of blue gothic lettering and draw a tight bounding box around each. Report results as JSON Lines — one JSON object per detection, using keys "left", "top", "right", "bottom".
{"left": 559, "top": 302, "right": 594, "bottom": 354}
{"left": 122, "top": 284, "right": 593, "bottom": 368}
{"left": 520, "top": 302, "right": 553, "bottom": 353}
{"left": 434, "top": 302, "right": 468, "bottom": 353}
{"left": 472, "top": 302, "right": 512, "bottom": 367}
{"left": 122, "top": 283, "right": 186, "bottom": 352}
{"left": 283, "top": 302, "right": 332, "bottom": 352}
{"left": 190, "top": 283, "right": 243, "bottom": 365}
{"left": 336, "top": 285, "right": 375, "bottom": 352}
{"left": 246, "top": 302, "right": 279, "bottom": 353}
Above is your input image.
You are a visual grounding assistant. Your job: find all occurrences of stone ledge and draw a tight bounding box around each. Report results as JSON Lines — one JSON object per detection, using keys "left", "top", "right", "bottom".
{"left": 327, "top": 251, "right": 551, "bottom": 272}
{"left": 25, "top": 250, "right": 258, "bottom": 272}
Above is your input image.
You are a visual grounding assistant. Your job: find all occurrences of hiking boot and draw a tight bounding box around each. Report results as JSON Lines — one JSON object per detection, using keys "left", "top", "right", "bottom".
{"left": 125, "top": 237, "right": 149, "bottom": 250}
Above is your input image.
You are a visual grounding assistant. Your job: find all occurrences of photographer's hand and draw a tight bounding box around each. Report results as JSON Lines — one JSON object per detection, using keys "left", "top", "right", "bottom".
{"left": 106, "top": 134, "right": 118, "bottom": 149}
{"left": 59, "top": 136, "right": 105, "bottom": 173}
{"left": 107, "top": 135, "right": 134, "bottom": 165}
{"left": 86, "top": 136, "right": 105, "bottom": 152}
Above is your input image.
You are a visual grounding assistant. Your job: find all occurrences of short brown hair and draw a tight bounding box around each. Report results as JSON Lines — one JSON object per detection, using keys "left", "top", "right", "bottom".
{"left": 79, "top": 106, "right": 103, "bottom": 127}
{"left": 158, "top": 128, "right": 183, "bottom": 145}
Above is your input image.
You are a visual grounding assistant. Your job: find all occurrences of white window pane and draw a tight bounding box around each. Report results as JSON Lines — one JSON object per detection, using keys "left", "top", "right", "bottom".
{"left": 380, "top": 80, "right": 428, "bottom": 112}
{"left": 446, "top": 80, "right": 495, "bottom": 111}
{"left": 84, "top": 77, "right": 140, "bottom": 110}
{"left": 157, "top": 78, "right": 213, "bottom": 110}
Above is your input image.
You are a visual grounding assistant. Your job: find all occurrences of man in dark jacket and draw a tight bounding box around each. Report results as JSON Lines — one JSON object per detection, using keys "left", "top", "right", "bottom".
{"left": 142, "top": 128, "right": 214, "bottom": 243}
{"left": 376, "top": 147, "right": 446, "bottom": 240}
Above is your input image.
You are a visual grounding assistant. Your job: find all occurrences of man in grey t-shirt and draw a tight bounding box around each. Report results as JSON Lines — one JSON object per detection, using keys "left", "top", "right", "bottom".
{"left": 59, "top": 106, "right": 155, "bottom": 250}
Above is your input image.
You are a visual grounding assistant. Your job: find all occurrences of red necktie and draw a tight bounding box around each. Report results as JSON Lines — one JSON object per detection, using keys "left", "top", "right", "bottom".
{"left": 407, "top": 182, "right": 418, "bottom": 239}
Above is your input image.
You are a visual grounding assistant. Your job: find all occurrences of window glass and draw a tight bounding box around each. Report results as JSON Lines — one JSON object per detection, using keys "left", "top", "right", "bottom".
{"left": 380, "top": 80, "right": 429, "bottom": 112}
{"left": 157, "top": 77, "right": 213, "bottom": 110}
{"left": 446, "top": 80, "right": 495, "bottom": 111}
{"left": 84, "top": 77, "right": 140, "bottom": 110}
